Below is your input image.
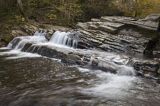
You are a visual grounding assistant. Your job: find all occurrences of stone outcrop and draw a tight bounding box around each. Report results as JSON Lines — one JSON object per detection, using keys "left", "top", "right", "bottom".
{"left": 76, "top": 14, "right": 160, "bottom": 79}
{"left": 7, "top": 14, "right": 160, "bottom": 80}
{"left": 77, "top": 15, "right": 160, "bottom": 56}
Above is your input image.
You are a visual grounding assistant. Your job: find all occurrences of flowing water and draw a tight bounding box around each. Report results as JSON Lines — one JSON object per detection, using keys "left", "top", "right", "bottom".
{"left": 50, "top": 31, "right": 78, "bottom": 48}
{"left": 0, "top": 31, "right": 160, "bottom": 106}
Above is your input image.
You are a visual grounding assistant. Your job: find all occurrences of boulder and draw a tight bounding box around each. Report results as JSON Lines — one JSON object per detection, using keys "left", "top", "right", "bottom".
{"left": 97, "top": 60, "right": 117, "bottom": 73}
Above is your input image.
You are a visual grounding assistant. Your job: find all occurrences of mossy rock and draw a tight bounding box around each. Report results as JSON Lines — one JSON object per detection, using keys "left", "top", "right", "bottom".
{"left": 2, "top": 35, "right": 14, "bottom": 44}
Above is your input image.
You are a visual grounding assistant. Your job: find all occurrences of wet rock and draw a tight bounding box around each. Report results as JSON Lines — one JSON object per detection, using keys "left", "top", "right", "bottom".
{"left": 76, "top": 15, "right": 159, "bottom": 56}
{"left": 97, "top": 60, "right": 117, "bottom": 73}
{"left": 89, "top": 57, "right": 117, "bottom": 73}
{"left": 134, "top": 61, "right": 159, "bottom": 72}
{"left": 133, "top": 60, "right": 160, "bottom": 77}
{"left": 61, "top": 54, "right": 83, "bottom": 65}
{"left": 5, "top": 14, "right": 160, "bottom": 80}
{"left": 21, "top": 43, "right": 32, "bottom": 52}
{"left": 38, "top": 46, "right": 66, "bottom": 59}
{"left": 45, "top": 34, "right": 51, "bottom": 41}
{"left": 8, "top": 37, "right": 22, "bottom": 49}
{"left": 26, "top": 45, "right": 41, "bottom": 53}
{"left": 99, "top": 44, "right": 124, "bottom": 53}
{"left": 21, "top": 44, "right": 87, "bottom": 65}
{"left": 77, "top": 41, "right": 91, "bottom": 49}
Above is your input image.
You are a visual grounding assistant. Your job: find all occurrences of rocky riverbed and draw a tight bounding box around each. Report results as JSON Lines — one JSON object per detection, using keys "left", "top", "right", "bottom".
{"left": 0, "top": 46, "right": 160, "bottom": 106}
{"left": 0, "top": 14, "right": 160, "bottom": 106}
{"left": 4, "top": 14, "right": 160, "bottom": 79}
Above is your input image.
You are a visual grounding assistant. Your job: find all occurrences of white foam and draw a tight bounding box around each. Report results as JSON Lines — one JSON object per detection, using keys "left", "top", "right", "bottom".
{"left": 49, "top": 31, "right": 78, "bottom": 48}
{"left": 6, "top": 53, "right": 41, "bottom": 59}
{"left": 78, "top": 68, "right": 136, "bottom": 99}
{"left": 78, "top": 68, "right": 91, "bottom": 73}
{"left": 7, "top": 32, "right": 47, "bottom": 49}
{"left": 0, "top": 47, "right": 9, "bottom": 50}
{"left": 50, "top": 31, "right": 70, "bottom": 44}
{"left": 0, "top": 50, "right": 41, "bottom": 59}
{"left": 117, "top": 65, "right": 135, "bottom": 76}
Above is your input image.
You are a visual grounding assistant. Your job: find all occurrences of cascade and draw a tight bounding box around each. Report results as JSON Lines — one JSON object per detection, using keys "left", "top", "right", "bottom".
{"left": 49, "top": 31, "right": 78, "bottom": 48}
{"left": 7, "top": 30, "right": 79, "bottom": 51}
{"left": 7, "top": 31, "right": 47, "bottom": 50}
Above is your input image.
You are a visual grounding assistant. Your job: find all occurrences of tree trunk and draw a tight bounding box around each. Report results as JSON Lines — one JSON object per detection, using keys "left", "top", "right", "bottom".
{"left": 17, "top": 0, "right": 28, "bottom": 21}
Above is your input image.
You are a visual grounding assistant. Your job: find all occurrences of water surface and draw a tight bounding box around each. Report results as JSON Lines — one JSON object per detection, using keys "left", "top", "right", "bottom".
{"left": 0, "top": 49, "right": 160, "bottom": 106}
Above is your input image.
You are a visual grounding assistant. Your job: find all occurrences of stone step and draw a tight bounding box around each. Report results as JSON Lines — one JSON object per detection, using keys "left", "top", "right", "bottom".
{"left": 101, "top": 16, "right": 135, "bottom": 23}
{"left": 98, "top": 25, "right": 117, "bottom": 34}
{"left": 103, "top": 21, "right": 124, "bottom": 29}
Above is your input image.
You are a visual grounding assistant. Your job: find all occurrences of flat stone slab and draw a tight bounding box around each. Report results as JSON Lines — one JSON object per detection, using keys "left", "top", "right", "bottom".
{"left": 98, "top": 25, "right": 117, "bottom": 33}
{"left": 101, "top": 14, "right": 160, "bottom": 31}
{"left": 76, "top": 14, "right": 160, "bottom": 59}
{"left": 101, "top": 16, "right": 135, "bottom": 22}
{"left": 103, "top": 21, "right": 124, "bottom": 29}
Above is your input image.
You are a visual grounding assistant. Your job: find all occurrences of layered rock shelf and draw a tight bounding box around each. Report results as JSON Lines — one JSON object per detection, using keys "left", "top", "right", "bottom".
{"left": 76, "top": 14, "right": 160, "bottom": 79}
{"left": 77, "top": 14, "right": 160, "bottom": 56}
{"left": 5, "top": 14, "right": 160, "bottom": 80}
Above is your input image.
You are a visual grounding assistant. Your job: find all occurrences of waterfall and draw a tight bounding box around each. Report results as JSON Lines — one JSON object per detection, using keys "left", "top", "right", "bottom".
{"left": 7, "top": 31, "right": 47, "bottom": 50}
{"left": 49, "top": 31, "right": 78, "bottom": 48}
{"left": 7, "top": 30, "right": 79, "bottom": 51}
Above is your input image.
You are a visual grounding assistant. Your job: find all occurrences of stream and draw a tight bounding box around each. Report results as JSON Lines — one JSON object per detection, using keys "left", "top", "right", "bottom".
{"left": 0, "top": 31, "right": 160, "bottom": 106}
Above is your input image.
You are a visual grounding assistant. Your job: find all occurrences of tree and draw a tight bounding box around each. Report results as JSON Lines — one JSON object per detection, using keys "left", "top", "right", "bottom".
{"left": 17, "top": 0, "right": 28, "bottom": 21}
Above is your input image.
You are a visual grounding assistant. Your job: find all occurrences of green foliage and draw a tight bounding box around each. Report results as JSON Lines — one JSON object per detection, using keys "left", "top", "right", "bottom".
{"left": 113, "top": 0, "right": 160, "bottom": 17}
{"left": 0, "top": 0, "right": 160, "bottom": 26}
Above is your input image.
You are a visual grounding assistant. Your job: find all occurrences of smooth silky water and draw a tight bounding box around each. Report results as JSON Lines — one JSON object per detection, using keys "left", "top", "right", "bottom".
{"left": 0, "top": 31, "right": 160, "bottom": 106}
